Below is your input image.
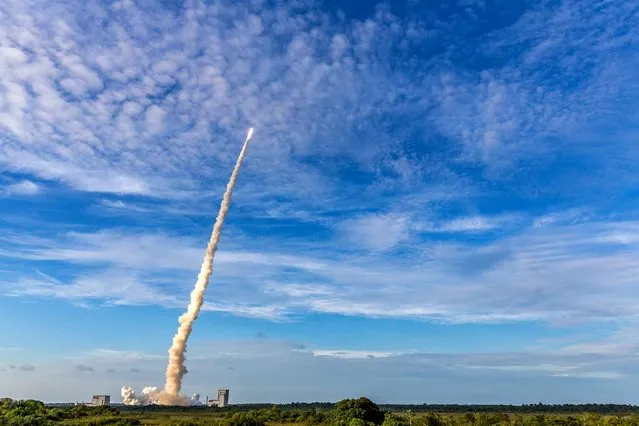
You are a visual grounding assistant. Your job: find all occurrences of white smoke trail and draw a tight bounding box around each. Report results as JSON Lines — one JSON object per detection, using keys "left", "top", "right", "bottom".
{"left": 121, "top": 128, "right": 255, "bottom": 406}
{"left": 164, "top": 127, "right": 254, "bottom": 397}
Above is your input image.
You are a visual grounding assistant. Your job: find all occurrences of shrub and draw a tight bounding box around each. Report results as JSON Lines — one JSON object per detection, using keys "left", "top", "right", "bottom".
{"left": 382, "top": 413, "right": 410, "bottom": 426}
{"left": 333, "top": 398, "right": 385, "bottom": 425}
{"left": 224, "top": 412, "right": 265, "bottom": 426}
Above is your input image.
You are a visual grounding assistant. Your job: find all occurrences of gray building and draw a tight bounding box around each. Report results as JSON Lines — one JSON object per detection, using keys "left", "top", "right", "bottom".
{"left": 91, "top": 395, "right": 111, "bottom": 406}
{"left": 207, "top": 388, "right": 229, "bottom": 407}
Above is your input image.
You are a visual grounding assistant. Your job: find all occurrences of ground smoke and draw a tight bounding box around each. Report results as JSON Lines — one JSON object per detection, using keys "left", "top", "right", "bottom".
{"left": 120, "top": 386, "right": 201, "bottom": 406}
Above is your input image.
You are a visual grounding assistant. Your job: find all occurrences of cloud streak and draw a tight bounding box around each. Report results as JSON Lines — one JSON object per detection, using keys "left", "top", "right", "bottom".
{"left": 3, "top": 214, "right": 639, "bottom": 324}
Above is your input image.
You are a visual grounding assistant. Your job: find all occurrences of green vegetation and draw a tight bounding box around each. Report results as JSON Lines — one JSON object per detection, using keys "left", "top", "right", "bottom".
{"left": 3, "top": 397, "right": 639, "bottom": 426}
{"left": 0, "top": 397, "right": 139, "bottom": 425}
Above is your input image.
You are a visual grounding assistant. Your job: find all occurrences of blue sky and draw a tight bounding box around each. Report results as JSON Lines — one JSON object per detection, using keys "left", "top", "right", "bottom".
{"left": 1, "top": 0, "right": 639, "bottom": 404}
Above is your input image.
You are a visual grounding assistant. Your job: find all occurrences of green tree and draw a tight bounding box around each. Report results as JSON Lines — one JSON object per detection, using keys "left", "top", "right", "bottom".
{"left": 415, "top": 413, "right": 445, "bottom": 426}
{"left": 297, "top": 408, "right": 326, "bottom": 424}
{"left": 383, "top": 413, "right": 410, "bottom": 426}
{"left": 266, "top": 405, "right": 283, "bottom": 422}
{"left": 333, "top": 398, "right": 385, "bottom": 425}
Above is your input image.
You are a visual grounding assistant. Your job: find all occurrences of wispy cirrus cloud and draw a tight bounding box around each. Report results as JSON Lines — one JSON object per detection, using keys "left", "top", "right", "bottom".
{"left": 432, "top": 0, "right": 639, "bottom": 171}
{"left": 0, "top": 346, "right": 23, "bottom": 352}
{"left": 2, "top": 214, "right": 639, "bottom": 324}
{"left": 86, "top": 349, "right": 164, "bottom": 362}
{"left": 312, "top": 349, "right": 405, "bottom": 359}
{"left": 337, "top": 212, "right": 522, "bottom": 252}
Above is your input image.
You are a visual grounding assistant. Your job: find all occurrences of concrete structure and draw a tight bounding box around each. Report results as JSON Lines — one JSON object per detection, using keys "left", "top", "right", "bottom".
{"left": 218, "top": 388, "right": 229, "bottom": 407}
{"left": 207, "top": 388, "right": 229, "bottom": 407}
{"left": 91, "top": 395, "right": 111, "bottom": 406}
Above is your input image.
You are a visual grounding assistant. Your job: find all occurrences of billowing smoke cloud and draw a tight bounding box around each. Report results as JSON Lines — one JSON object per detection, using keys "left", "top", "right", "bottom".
{"left": 122, "top": 128, "right": 254, "bottom": 405}
{"left": 121, "top": 386, "right": 201, "bottom": 406}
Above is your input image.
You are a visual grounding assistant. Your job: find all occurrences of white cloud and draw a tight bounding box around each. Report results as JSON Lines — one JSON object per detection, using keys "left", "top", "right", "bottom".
{"left": 263, "top": 283, "right": 334, "bottom": 298}
{"left": 432, "top": 0, "right": 638, "bottom": 170}
{"left": 532, "top": 209, "right": 588, "bottom": 228}
{"left": 145, "top": 105, "right": 167, "bottom": 135}
{"left": 4, "top": 180, "right": 39, "bottom": 195}
{"left": 0, "top": 347, "right": 23, "bottom": 352}
{"left": 98, "top": 199, "right": 154, "bottom": 213}
{"left": 0, "top": 46, "right": 28, "bottom": 63}
{"left": 439, "top": 216, "right": 497, "bottom": 232}
{"left": 336, "top": 212, "right": 520, "bottom": 254}
{"left": 0, "top": 0, "right": 444, "bottom": 200}
{"left": 100, "top": 200, "right": 127, "bottom": 209}
{"left": 6, "top": 269, "right": 177, "bottom": 308}
{"left": 2, "top": 216, "right": 639, "bottom": 324}
{"left": 558, "top": 322, "right": 639, "bottom": 356}
{"left": 340, "top": 213, "right": 412, "bottom": 251}
{"left": 312, "top": 350, "right": 404, "bottom": 359}
{"left": 201, "top": 302, "right": 288, "bottom": 321}
{"left": 2, "top": 149, "right": 151, "bottom": 195}
{"left": 85, "top": 349, "right": 164, "bottom": 362}
{"left": 0, "top": 0, "right": 631, "bottom": 242}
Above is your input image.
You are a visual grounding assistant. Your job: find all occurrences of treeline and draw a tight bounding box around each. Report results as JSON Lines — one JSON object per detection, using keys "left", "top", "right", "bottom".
{"left": 118, "top": 402, "right": 639, "bottom": 415}
{"left": 0, "top": 398, "right": 140, "bottom": 425}
{"left": 130, "top": 402, "right": 639, "bottom": 414}
{"left": 143, "top": 399, "right": 639, "bottom": 426}
{"left": 6, "top": 396, "right": 639, "bottom": 426}
{"left": 113, "top": 399, "right": 639, "bottom": 426}
{"left": 380, "top": 404, "right": 639, "bottom": 414}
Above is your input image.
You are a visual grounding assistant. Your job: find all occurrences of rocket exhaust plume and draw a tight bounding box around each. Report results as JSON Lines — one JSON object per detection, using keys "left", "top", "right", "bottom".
{"left": 121, "top": 128, "right": 254, "bottom": 406}
{"left": 165, "top": 127, "right": 255, "bottom": 396}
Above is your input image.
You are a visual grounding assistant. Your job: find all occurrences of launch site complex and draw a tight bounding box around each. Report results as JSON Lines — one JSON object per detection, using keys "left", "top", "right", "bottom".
{"left": 80, "top": 389, "right": 229, "bottom": 407}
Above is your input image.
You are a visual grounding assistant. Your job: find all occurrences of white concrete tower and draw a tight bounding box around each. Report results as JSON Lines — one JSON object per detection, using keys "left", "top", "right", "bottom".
{"left": 217, "top": 388, "right": 229, "bottom": 407}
